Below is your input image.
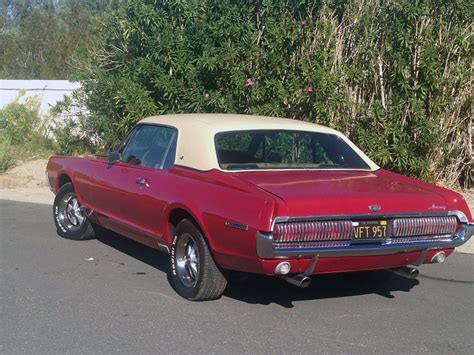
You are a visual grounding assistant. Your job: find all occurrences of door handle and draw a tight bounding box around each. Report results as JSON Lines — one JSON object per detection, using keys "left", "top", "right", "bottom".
{"left": 136, "top": 178, "right": 149, "bottom": 187}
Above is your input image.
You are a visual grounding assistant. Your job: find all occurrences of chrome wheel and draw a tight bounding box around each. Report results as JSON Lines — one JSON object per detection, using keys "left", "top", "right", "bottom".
{"left": 57, "top": 192, "right": 86, "bottom": 232}
{"left": 175, "top": 233, "right": 199, "bottom": 288}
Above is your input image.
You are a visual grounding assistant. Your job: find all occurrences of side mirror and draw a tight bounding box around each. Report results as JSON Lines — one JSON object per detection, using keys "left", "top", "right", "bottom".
{"left": 107, "top": 151, "right": 122, "bottom": 164}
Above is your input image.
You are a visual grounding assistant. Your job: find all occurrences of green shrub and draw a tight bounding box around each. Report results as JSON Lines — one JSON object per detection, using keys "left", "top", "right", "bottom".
{"left": 0, "top": 134, "right": 16, "bottom": 172}
{"left": 0, "top": 96, "right": 55, "bottom": 170}
{"left": 71, "top": 0, "right": 472, "bottom": 188}
{"left": 50, "top": 96, "right": 97, "bottom": 156}
{"left": 53, "top": 117, "right": 97, "bottom": 156}
{"left": 0, "top": 96, "right": 43, "bottom": 144}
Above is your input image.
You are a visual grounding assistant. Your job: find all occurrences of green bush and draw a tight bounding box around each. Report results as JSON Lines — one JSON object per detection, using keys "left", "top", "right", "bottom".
{"left": 0, "top": 135, "right": 16, "bottom": 172}
{"left": 0, "top": 96, "right": 43, "bottom": 144}
{"left": 71, "top": 0, "right": 472, "bottom": 188}
{"left": 50, "top": 96, "right": 97, "bottom": 156}
{"left": 53, "top": 117, "right": 97, "bottom": 156}
{"left": 0, "top": 96, "right": 55, "bottom": 171}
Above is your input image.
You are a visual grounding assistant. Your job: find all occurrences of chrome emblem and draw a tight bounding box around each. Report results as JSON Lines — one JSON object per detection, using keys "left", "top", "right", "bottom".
{"left": 225, "top": 221, "right": 249, "bottom": 231}
{"left": 429, "top": 204, "right": 446, "bottom": 210}
{"left": 369, "top": 205, "right": 381, "bottom": 212}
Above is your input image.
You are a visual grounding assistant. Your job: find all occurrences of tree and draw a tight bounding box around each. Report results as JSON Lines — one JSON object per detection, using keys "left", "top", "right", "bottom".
{"left": 0, "top": 0, "right": 111, "bottom": 79}
{"left": 67, "top": 0, "right": 474, "bottom": 187}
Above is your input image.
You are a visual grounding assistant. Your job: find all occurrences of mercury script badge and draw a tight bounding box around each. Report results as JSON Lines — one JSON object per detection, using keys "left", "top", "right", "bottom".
{"left": 429, "top": 204, "right": 446, "bottom": 210}
{"left": 369, "top": 204, "right": 381, "bottom": 211}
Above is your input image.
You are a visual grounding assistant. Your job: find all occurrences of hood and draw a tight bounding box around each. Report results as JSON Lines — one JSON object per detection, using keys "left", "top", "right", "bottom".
{"left": 234, "top": 169, "right": 448, "bottom": 216}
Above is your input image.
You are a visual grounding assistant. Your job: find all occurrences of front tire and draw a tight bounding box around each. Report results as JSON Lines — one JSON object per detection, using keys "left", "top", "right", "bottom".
{"left": 53, "top": 182, "right": 95, "bottom": 240}
{"left": 170, "top": 219, "right": 227, "bottom": 301}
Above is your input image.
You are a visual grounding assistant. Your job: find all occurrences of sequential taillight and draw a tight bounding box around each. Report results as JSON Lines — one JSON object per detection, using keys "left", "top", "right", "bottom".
{"left": 273, "top": 220, "right": 353, "bottom": 243}
{"left": 391, "top": 216, "right": 458, "bottom": 237}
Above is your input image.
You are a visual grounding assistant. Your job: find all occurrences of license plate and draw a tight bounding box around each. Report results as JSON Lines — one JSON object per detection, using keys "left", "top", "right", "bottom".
{"left": 352, "top": 220, "right": 387, "bottom": 241}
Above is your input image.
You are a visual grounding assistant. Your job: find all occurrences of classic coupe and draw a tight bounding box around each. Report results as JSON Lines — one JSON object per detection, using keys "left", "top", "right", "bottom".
{"left": 47, "top": 114, "right": 473, "bottom": 300}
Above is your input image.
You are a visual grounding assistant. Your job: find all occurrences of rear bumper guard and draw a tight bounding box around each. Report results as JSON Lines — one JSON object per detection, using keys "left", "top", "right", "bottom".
{"left": 256, "top": 223, "right": 474, "bottom": 259}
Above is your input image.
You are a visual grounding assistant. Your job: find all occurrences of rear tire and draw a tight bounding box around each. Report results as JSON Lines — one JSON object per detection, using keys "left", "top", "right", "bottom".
{"left": 53, "top": 183, "right": 95, "bottom": 240}
{"left": 170, "top": 219, "right": 227, "bottom": 301}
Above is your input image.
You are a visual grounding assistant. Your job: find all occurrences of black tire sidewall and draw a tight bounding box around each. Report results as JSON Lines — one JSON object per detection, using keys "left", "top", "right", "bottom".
{"left": 53, "top": 183, "right": 93, "bottom": 240}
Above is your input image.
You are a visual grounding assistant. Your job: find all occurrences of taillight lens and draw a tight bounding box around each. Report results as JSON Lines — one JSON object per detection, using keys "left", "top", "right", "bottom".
{"left": 273, "top": 220, "right": 353, "bottom": 243}
{"left": 391, "top": 216, "right": 458, "bottom": 237}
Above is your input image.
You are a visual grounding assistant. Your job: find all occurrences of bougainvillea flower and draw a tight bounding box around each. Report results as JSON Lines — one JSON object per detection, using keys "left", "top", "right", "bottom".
{"left": 304, "top": 85, "right": 314, "bottom": 93}
{"left": 245, "top": 78, "right": 254, "bottom": 87}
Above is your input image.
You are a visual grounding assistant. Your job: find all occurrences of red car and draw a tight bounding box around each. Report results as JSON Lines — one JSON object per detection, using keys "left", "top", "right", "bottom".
{"left": 47, "top": 114, "right": 473, "bottom": 301}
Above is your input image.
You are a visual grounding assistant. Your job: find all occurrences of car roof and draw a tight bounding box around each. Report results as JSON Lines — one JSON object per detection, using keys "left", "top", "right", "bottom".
{"left": 139, "top": 114, "right": 379, "bottom": 172}
{"left": 140, "top": 113, "right": 339, "bottom": 135}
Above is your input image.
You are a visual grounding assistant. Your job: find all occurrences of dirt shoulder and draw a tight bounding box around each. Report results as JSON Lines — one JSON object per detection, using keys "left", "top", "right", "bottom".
{"left": 0, "top": 159, "right": 49, "bottom": 189}
{"left": 0, "top": 159, "right": 52, "bottom": 205}
{"left": 1, "top": 159, "right": 473, "bottom": 253}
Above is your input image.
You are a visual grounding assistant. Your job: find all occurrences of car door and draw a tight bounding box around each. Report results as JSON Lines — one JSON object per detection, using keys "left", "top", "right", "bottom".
{"left": 88, "top": 124, "right": 178, "bottom": 238}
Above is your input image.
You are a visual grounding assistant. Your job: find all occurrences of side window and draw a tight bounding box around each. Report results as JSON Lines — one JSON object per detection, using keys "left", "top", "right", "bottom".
{"left": 121, "top": 125, "right": 177, "bottom": 169}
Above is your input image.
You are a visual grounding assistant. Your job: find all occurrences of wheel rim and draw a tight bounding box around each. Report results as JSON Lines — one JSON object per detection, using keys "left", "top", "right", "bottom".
{"left": 57, "top": 192, "right": 86, "bottom": 232}
{"left": 175, "top": 233, "right": 199, "bottom": 288}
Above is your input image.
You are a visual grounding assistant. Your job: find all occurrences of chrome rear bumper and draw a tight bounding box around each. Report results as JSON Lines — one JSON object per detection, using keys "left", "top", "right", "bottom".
{"left": 256, "top": 223, "right": 474, "bottom": 259}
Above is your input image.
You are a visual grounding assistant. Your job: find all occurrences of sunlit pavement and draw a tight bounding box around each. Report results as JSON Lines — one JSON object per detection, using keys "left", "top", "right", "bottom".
{"left": 1, "top": 200, "right": 473, "bottom": 354}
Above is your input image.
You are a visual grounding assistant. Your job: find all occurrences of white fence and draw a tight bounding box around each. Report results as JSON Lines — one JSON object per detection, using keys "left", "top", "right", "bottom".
{"left": 0, "top": 80, "right": 81, "bottom": 115}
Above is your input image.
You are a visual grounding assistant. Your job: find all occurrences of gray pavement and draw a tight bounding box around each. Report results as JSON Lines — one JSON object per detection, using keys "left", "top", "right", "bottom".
{"left": 1, "top": 200, "right": 473, "bottom": 354}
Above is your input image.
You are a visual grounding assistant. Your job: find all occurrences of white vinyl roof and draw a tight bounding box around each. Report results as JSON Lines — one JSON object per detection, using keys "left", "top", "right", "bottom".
{"left": 139, "top": 114, "right": 379, "bottom": 171}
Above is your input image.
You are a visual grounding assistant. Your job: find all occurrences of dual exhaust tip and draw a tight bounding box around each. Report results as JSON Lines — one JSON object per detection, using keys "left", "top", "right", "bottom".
{"left": 283, "top": 274, "right": 312, "bottom": 288}
{"left": 275, "top": 261, "right": 312, "bottom": 288}
{"left": 391, "top": 266, "right": 419, "bottom": 279}
{"left": 390, "top": 251, "right": 446, "bottom": 279}
{"left": 277, "top": 251, "right": 446, "bottom": 287}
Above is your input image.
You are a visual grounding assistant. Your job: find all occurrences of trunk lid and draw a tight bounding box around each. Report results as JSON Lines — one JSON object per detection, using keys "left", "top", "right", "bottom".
{"left": 234, "top": 169, "right": 447, "bottom": 216}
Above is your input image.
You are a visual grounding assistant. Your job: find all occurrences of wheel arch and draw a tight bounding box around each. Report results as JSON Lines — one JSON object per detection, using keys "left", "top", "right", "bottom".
{"left": 55, "top": 172, "right": 86, "bottom": 207}
{"left": 165, "top": 204, "right": 216, "bottom": 253}
{"left": 58, "top": 173, "right": 72, "bottom": 189}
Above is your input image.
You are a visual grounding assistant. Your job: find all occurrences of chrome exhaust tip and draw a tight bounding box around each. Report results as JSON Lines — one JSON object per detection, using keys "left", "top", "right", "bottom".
{"left": 283, "top": 274, "right": 312, "bottom": 288}
{"left": 391, "top": 267, "right": 419, "bottom": 279}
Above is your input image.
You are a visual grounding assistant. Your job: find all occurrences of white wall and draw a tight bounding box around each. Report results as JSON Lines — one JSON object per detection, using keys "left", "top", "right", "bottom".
{"left": 0, "top": 80, "right": 81, "bottom": 115}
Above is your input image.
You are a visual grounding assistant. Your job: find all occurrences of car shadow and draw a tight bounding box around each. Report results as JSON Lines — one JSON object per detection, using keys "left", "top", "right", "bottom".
{"left": 224, "top": 272, "right": 419, "bottom": 308}
{"left": 95, "top": 228, "right": 418, "bottom": 308}
{"left": 96, "top": 228, "right": 170, "bottom": 274}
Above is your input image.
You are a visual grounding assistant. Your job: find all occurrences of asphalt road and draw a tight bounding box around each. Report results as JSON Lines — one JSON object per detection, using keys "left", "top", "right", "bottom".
{"left": 1, "top": 200, "right": 473, "bottom": 354}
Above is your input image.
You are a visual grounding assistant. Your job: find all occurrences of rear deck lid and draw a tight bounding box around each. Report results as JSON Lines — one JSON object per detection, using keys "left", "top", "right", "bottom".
{"left": 234, "top": 170, "right": 448, "bottom": 216}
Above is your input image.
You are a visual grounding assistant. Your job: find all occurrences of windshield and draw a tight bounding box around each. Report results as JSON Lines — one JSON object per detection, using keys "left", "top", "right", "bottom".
{"left": 215, "top": 130, "right": 370, "bottom": 171}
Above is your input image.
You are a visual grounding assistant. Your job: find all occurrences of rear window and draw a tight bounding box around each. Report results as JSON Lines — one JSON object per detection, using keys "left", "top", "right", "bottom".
{"left": 215, "top": 130, "right": 370, "bottom": 170}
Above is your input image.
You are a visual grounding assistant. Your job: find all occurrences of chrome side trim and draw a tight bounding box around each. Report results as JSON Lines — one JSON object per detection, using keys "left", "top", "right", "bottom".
{"left": 256, "top": 224, "right": 474, "bottom": 259}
